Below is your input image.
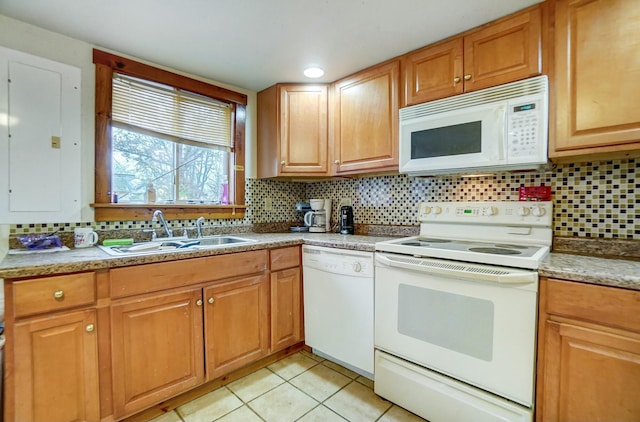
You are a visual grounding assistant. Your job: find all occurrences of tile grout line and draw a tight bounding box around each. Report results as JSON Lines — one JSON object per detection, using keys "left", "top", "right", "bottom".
{"left": 222, "top": 384, "right": 268, "bottom": 422}
{"left": 218, "top": 356, "right": 324, "bottom": 421}
{"left": 174, "top": 352, "right": 392, "bottom": 422}
{"left": 262, "top": 354, "right": 360, "bottom": 421}
{"left": 222, "top": 370, "right": 287, "bottom": 421}
{"left": 284, "top": 358, "right": 373, "bottom": 422}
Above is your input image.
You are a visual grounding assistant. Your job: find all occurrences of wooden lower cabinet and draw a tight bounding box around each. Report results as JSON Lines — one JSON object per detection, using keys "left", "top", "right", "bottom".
{"left": 5, "top": 248, "right": 303, "bottom": 421}
{"left": 204, "top": 275, "right": 269, "bottom": 380}
{"left": 270, "top": 267, "right": 302, "bottom": 352}
{"left": 269, "top": 246, "right": 303, "bottom": 352}
{"left": 13, "top": 309, "right": 100, "bottom": 422}
{"left": 536, "top": 278, "right": 640, "bottom": 421}
{"left": 111, "top": 288, "right": 204, "bottom": 418}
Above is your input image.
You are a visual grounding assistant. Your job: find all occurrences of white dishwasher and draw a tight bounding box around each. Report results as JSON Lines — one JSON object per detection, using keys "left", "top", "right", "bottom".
{"left": 302, "top": 245, "right": 374, "bottom": 378}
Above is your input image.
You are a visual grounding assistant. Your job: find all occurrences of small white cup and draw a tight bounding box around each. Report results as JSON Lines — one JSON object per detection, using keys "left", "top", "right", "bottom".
{"left": 74, "top": 227, "right": 99, "bottom": 248}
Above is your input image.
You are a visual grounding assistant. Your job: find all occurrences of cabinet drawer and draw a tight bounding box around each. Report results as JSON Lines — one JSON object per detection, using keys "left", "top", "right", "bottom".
{"left": 544, "top": 278, "right": 640, "bottom": 334}
{"left": 110, "top": 250, "right": 268, "bottom": 298}
{"left": 270, "top": 246, "right": 300, "bottom": 271}
{"left": 13, "top": 272, "right": 96, "bottom": 318}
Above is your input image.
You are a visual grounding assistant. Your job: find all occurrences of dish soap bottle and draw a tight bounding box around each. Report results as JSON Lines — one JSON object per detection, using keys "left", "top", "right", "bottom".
{"left": 219, "top": 176, "right": 229, "bottom": 205}
{"left": 145, "top": 182, "right": 156, "bottom": 203}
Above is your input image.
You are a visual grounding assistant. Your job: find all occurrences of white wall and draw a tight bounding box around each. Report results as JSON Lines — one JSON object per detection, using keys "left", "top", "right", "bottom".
{"left": 0, "top": 225, "right": 7, "bottom": 261}
{"left": 0, "top": 14, "right": 257, "bottom": 248}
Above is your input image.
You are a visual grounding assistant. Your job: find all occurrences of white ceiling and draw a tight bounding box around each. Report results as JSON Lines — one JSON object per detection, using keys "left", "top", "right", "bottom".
{"left": 0, "top": 0, "right": 543, "bottom": 92}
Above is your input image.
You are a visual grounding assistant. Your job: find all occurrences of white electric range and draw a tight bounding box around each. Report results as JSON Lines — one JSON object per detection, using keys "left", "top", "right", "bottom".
{"left": 374, "top": 201, "right": 552, "bottom": 422}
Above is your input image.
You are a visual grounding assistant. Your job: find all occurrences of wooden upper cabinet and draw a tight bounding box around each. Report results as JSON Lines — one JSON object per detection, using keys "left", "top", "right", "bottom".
{"left": 550, "top": 0, "right": 640, "bottom": 161}
{"left": 463, "top": 6, "right": 542, "bottom": 93}
{"left": 257, "top": 84, "right": 329, "bottom": 178}
{"left": 332, "top": 60, "right": 400, "bottom": 174}
{"left": 402, "top": 38, "right": 464, "bottom": 106}
{"left": 402, "top": 5, "right": 542, "bottom": 106}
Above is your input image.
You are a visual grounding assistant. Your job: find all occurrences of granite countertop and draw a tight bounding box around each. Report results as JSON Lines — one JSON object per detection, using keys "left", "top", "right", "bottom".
{"left": 539, "top": 252, "right": 640, "bottom": 291}
{"left": 3, "top": 232, "right": 640, "bottom": 292}
{"left": 0, "top": 232, "right": 397, "bottom": 279}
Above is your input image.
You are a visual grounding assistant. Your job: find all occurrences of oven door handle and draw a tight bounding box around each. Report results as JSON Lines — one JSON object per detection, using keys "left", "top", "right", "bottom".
{"left": 375, "top": 253, "right": 537, "bottom": 285}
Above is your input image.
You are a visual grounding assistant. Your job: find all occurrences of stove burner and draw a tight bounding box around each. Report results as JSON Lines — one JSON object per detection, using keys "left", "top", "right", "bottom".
{"left": 401, "top": 238, "right": 452, "bottom": 247}
{"left": 494, "top": 244, "right": 530, "bottom": 249}
{"left": 468, "top": 247, "right": 523, "bottom": 255}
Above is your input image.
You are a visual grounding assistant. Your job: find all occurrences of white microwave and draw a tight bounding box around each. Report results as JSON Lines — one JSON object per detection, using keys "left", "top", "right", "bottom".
{"left": 399, "top": 76, "right": 549, "bottom": 176}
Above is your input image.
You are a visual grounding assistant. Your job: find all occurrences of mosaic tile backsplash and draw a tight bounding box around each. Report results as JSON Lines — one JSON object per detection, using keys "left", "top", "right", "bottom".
{"left": 9, "top": 158, "right": 639, "bottom": 240}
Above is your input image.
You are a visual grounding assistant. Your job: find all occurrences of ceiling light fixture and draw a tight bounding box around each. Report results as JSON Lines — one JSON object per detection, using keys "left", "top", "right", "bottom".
{"left": 304, "top": 66, "right": 325, "bottom": 78}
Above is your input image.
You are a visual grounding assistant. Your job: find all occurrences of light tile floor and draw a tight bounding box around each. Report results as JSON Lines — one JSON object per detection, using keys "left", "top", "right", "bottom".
{"left": 150, "top": 350, "right": 426, "bottom": 422}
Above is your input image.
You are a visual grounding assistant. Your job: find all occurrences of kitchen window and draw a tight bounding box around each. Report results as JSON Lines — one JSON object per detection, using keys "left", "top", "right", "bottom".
{"left": 92, "top": 49, "right": 248, "bottom": 221}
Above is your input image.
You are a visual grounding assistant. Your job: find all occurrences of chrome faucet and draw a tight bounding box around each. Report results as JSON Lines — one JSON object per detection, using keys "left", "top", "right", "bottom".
{"left": 152, "top": 210, "right": 173, "bottom": 238}
{"left": 196, "top": 216, "right": 205, "bottom": 238}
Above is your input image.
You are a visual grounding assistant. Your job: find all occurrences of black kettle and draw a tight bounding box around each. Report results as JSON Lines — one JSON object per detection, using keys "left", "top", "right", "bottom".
{"left": 340, "top": 206, "right": 354, "bottom": 235}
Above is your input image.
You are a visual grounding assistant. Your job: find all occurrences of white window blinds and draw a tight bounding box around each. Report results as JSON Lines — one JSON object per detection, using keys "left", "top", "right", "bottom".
{"left": 112, "top": 73, "right": 232, "bottom": 150}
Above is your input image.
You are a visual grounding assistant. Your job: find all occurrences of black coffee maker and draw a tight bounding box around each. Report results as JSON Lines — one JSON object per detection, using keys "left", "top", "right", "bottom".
{"left": 339, "top": 206, "right": 354, "bottom": 234}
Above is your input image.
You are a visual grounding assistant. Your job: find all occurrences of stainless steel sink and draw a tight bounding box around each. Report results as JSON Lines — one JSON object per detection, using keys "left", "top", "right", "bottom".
{"left": 197, "top": 236, "right": 252, "bottom": 246}
{"left": 98, "top": 236, "right": 255, "bottom": 256}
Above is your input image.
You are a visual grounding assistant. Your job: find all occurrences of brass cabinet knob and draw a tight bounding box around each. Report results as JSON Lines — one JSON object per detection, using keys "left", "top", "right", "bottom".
{"left": 464, "top": 74, "right": 472, "bottom": 81}
{"left": 280, "top": 160, "right": 286, "bottom": 166}
{"left": 454, "top": 77, "right": 461, "bottom": 83}
{"left": 334, "top": 160, "right": 340, "bottom": 165}
{"left": 196, "top": 299, "right": 203, "bottom": 306}
{"left": 85, "top": 324, "right": 95, "bottom": 332}
{"left": 53, "top": 290, "right": 64, "bottom": 300}
{"left": 208, "top": 297, "right": 214, "bottom": 304}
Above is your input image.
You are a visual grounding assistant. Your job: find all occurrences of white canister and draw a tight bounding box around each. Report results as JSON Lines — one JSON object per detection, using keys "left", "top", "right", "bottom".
{"left": 74, "top": 227, "right": 99, "bottom": 248}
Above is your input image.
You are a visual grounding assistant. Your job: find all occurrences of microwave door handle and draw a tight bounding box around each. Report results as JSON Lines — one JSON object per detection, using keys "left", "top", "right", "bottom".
{"left": 496, "top": 106, "right": 507, "bottom": 160}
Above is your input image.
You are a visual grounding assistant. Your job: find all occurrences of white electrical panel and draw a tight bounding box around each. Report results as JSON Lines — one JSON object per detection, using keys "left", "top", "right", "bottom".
{"left": 0, "top": 46, "right": 81, "bottom": 223}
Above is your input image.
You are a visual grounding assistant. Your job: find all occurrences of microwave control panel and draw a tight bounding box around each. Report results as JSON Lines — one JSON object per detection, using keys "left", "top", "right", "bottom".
{"left": 506, "top": 99, "right": 546, "bottom": 159}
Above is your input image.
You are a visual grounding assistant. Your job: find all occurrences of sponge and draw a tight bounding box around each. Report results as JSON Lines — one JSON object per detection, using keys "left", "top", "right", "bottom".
{"left": 102, "top": 238, "right": 134, "bottom": 246}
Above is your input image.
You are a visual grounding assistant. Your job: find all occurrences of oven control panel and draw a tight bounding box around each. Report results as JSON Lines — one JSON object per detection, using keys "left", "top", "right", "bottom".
{"left": 418, "top": 201, "right": 552, "bottom": 226}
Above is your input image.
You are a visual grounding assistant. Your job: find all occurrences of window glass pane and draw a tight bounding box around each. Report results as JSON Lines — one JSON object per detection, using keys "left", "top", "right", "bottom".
{"left": 112, "top": 127, "right": 228, "bottom": 204}
{"left": 178, "top": 143, "right": 229, "bottom": 203}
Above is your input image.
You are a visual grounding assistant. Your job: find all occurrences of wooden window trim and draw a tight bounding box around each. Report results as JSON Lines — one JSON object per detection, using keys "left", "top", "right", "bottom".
{"left": 92, "top": 49, "right": 247, "bottom": 221}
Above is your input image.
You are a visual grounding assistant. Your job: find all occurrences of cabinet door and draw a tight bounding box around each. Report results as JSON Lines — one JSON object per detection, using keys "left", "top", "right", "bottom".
{"left": 204, "top": 275, "right": 269, "bottom": 380}
{"left": 13, "top": 309, "right": 100, "bottom": 422}
{"left": 552, "top": 0, "right": 640, "bottom": 159}
{"left": 270, "top": 267, "right": 302, "bottom": 352}
{"left": 332, "top": 60, "right": 399, "bottom": 174}
{"left": 257, "top": 84, "right": 328, "bottom": 178}
{"left": 280, "top": 84, "right": 328, "bottom": 175}
{"left": 111, "top": 289, "right": 204, "bottom": 418}
{"left": 540, "top": 321, "right": 640, "bottom": 421}
{"left": 463, "top": 6, "right": 541, "bottom": 93}
{"left": 402, "top": 38, "right": 464, "bottom": 106}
